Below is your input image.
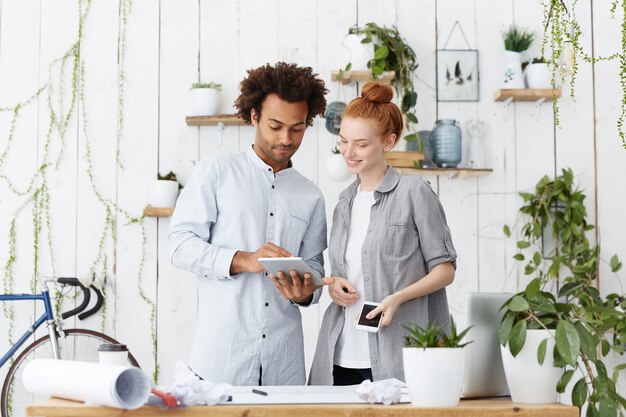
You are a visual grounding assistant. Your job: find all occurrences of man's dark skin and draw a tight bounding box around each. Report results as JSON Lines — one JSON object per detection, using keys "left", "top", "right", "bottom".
{"left": 228, "top": 93, "right": 333, "bottom": 304}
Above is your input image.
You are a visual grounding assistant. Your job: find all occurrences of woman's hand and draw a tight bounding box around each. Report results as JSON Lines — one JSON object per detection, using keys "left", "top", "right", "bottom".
{"left": 367, "top": 293, "right": 401, "bottom": 327}
{"left": 328, "top": 277, "right": 360, "bottom": 307}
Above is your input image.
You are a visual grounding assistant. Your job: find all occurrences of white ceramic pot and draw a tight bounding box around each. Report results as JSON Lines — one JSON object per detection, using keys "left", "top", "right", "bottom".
{"left": 148, "top": 180, "right": 179, "bottom": 208}
{"left": 503, "top": 50, "right": 532, "bottom": 89}
{"left": 326, "top": 153, "right": 352, "bottom": 182}
{"left": 402, "top": 347, "right": 464, "bottom": 407}
{"left": 189, "top": 88, "right": 219, "bottom": 116}
{"left": 500, "top": 329, "right": 562, "bottom": 404}
{"left": 525, "top": 63, "right": 552, "bottom": 89}
{"left": 343, "top": 34, "right": 373, "bottom": 71}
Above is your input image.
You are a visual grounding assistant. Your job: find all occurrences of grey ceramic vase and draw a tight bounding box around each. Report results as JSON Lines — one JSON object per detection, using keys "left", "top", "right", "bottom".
{"left": 432, "top": 119, "right": 462, "bottom": 168}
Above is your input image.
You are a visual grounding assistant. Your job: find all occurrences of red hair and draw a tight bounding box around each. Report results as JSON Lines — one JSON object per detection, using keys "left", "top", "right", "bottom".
{"left": 343, "top": 82, "right": 403, "bottom": 144}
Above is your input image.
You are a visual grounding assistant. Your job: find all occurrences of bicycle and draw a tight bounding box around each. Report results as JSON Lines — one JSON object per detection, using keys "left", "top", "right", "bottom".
{"left": 0, "top": 275, "right": 140, "bottom": 417}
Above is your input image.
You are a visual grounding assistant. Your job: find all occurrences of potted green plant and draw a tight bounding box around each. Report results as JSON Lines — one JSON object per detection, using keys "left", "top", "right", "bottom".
{"left": 148, "top": 171, "right": 180, "bottom": 208}
{"left": 403, "top": 316, "right": 472, "bottom": 407}
{"left": 189, "top": 81, "right": 222, "bottom": 116}
{"left": 345, "top": 23, "right": 421, "bottom": 149}
{"left": 502, "top": 25, "right": 535, "bottom": 89}
{"left": 500, "top": 168, "right": 625, "bottom": 412}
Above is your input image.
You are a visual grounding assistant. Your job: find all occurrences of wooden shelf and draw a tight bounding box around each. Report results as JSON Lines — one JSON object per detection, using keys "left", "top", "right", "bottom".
{"left": 493, "top": 88, "right": 561, "bottom": 102}
{"left": 144, "top": 207, "right": 174, "bottom": 217}
{"left": 385, "top": 151, "right": 424, "bottom": 168}
{"left": 331, "top": 70, "right": 395, "bottom": 85}
{"left": 396, "top": 167, "right": 493, "bottom": 180}
{"left": 186, "top": 114, "right": 246, "bottom": 126}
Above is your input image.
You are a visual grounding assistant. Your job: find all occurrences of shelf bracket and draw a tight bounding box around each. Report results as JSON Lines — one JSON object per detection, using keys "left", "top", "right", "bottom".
{"left": 530, "top": 97, "right": 546, "bottom": 121}
{"left": 502, "top": 97, "right": 514, "bottom": 121}
{"left": 217, "top": 121, "right": 226, "bottom": 148}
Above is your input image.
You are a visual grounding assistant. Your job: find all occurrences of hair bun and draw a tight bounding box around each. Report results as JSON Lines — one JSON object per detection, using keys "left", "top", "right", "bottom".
{"left": 360, "top": 82, "right": 393, "bottom": 103}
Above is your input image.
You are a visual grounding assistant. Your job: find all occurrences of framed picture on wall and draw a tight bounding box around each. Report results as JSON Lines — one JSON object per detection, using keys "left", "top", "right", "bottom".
{"left": 436, "top": 49, "right": 479, "bottom": 102}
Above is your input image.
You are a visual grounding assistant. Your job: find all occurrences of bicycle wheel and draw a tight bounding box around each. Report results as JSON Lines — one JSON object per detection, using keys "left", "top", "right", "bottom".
{"left": 1, "top": 328, "right": 139, "bottom": 417}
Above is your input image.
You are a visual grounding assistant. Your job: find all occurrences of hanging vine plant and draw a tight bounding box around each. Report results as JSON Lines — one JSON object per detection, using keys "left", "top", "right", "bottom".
{"left": 542, "top": 0, "right": 626, "bottom": 148}
{"left": 347, "top": 23, "right": 421, "bottom": 146}
{"left": 0, "top": 0, "right": 158, "bottom": 383}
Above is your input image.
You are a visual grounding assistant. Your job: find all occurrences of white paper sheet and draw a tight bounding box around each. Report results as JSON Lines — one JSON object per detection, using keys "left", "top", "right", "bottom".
{"left": 22, "top": 359, "right": 151, "bottom": 409}
{"left": 226, "top": 385, "right": 410, "bottom": 404}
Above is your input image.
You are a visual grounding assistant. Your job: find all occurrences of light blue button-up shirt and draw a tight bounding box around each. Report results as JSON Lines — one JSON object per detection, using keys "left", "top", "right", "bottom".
{"left": 168, "top": 145, "right": 327, "bottom": 385}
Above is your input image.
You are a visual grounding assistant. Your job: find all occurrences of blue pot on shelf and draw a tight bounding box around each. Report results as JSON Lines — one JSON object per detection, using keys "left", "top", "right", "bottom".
{"left": 432, "top": 119, "right": 462, "bottom": 168}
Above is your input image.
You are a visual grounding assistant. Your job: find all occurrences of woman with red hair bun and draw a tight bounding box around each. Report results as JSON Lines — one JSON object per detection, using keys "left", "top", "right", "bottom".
{"left": 310, "top": 82, "right": 457, "bottom": 385}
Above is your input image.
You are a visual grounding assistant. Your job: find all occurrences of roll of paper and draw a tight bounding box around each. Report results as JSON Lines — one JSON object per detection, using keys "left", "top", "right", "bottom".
{"left": 23, "top": 359, "right": 150, "bottom": 409}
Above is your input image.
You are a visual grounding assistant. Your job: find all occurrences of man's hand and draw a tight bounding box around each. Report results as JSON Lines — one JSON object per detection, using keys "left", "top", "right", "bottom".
{"left": 269, "top": 271, "right": 334, "bottom": 304}
{"left": 328, "top": 277, "right": 360, "bottom": 307}
{"left": 230, "top": 243, "right": 292, "bottom": 274}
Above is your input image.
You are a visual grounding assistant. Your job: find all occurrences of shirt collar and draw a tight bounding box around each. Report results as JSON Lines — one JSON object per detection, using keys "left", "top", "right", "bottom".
{"left": 246, "top": 145, "right": 294, "bottom": 177}
{"left": 338, "top": 166, "right": 401, "bottom": 201}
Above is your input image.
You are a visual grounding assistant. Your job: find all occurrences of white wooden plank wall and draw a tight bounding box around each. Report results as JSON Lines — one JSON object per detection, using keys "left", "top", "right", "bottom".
{"left": 0, "top": 0, "right": 625, "bottom": 385}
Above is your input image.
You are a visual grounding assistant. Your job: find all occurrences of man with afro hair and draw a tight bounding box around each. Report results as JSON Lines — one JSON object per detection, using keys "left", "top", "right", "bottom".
{"left": 169, "top": 62, "right": 332, "bottom": 386}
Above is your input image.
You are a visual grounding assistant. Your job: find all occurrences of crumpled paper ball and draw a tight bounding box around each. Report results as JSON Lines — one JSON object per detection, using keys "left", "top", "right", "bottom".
{"left": 168, "top": 361, "right": 232, "bottom": 406}
{"left": 356, "top": 378, "right": 404, "bottom": 405}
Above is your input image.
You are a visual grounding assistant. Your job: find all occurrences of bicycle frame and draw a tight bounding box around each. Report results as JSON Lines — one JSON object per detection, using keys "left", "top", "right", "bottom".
{"left": 0, "top": 289, "right": 60, "bottom": 368}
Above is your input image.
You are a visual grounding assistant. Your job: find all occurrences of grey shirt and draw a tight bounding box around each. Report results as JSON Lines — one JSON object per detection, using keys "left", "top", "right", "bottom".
{"left": 309, "top": 168, "right": 456, "bottom": 384}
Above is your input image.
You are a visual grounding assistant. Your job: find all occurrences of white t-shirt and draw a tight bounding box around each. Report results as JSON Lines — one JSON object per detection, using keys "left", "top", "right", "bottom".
{"left": 334, "top": 188, "right": 375, "bottom": 368}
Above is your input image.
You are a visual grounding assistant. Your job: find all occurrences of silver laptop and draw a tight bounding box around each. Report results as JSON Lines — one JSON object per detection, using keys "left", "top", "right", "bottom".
{"left": 462, "top": 292, "right": 512, "bottom": 398}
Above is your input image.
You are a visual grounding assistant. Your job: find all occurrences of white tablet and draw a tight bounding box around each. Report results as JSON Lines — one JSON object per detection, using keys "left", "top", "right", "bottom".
{"left": 258, "top": 257, "right": 325, "bottom": 286}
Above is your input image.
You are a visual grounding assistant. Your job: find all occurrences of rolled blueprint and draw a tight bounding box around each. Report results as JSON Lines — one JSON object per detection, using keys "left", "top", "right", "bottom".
{"left": 23, "top": 359, "right": 150, "bottom": 409}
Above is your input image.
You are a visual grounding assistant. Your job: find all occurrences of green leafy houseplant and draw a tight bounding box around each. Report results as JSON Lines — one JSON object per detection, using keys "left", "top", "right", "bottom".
{"left": 403, "top": 315, "right": 471, "bottom": 406}
{"left": 404, "top": 316, "right": 472, "bottom": 348}
{"left": 157, "top": 171, "right": 177, "bottom": 181}
{"left": 191, "top": 81, "right": 222, "bottom": 90}
{"left": 346, "top": 23, "right": 421, "bottom": 145}
{"left": 500, "top": 168, "right": 625, "bottom": 414}
{"left": 502, "top": 25, "right": 535, "bottom": 52}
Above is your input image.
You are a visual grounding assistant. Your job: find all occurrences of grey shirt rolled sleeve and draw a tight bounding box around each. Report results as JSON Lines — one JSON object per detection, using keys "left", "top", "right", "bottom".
{"left": 309, "top": 168, "right": 456, "bottom": 385}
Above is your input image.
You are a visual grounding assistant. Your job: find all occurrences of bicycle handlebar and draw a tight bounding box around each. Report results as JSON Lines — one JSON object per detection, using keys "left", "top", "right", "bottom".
{"left": 57, "top": 277, "right": 103, "bottom": 320}
{"left": 78, "top": 283, "right": 103, "bottom": 320}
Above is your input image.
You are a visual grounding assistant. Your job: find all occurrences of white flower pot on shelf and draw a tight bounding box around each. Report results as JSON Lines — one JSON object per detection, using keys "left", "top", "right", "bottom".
{"left": 148, "top": 180, "right": 179, "bottom": 208}
{"left": 525, "top": 63, "right": 552, "bottom": 89}
{"left": 343, "top": 34, "right": 373, "bottom": 71}
{"left": 500, "top": 329, "right": 562, "bottom": 404}
{"left": 402, "top": 347, "right": 464, "bottom": 407}
{"left": 326, "top": 153, "right": 352, "bottom": 182}
{"left": 189, "top": 88, "right": 219, "bottom": 116}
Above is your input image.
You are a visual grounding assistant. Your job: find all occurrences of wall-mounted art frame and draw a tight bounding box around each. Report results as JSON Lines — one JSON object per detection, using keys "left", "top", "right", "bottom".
{"left": 436, "top": 49, "right": 480, "bottom": 102}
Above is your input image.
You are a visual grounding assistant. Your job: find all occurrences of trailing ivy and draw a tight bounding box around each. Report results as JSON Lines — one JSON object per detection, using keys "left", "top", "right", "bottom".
{"left": 116, "top": 0, "right": 132, "bottom": 169}
{"left": 2, "top": 219, "right": 17, "bottom": 355}
{"left": 1, "top": 0, "right": 158, "bottom": 385}
{"left": 542, "top": 0, "right": 626, "bottom": 148}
